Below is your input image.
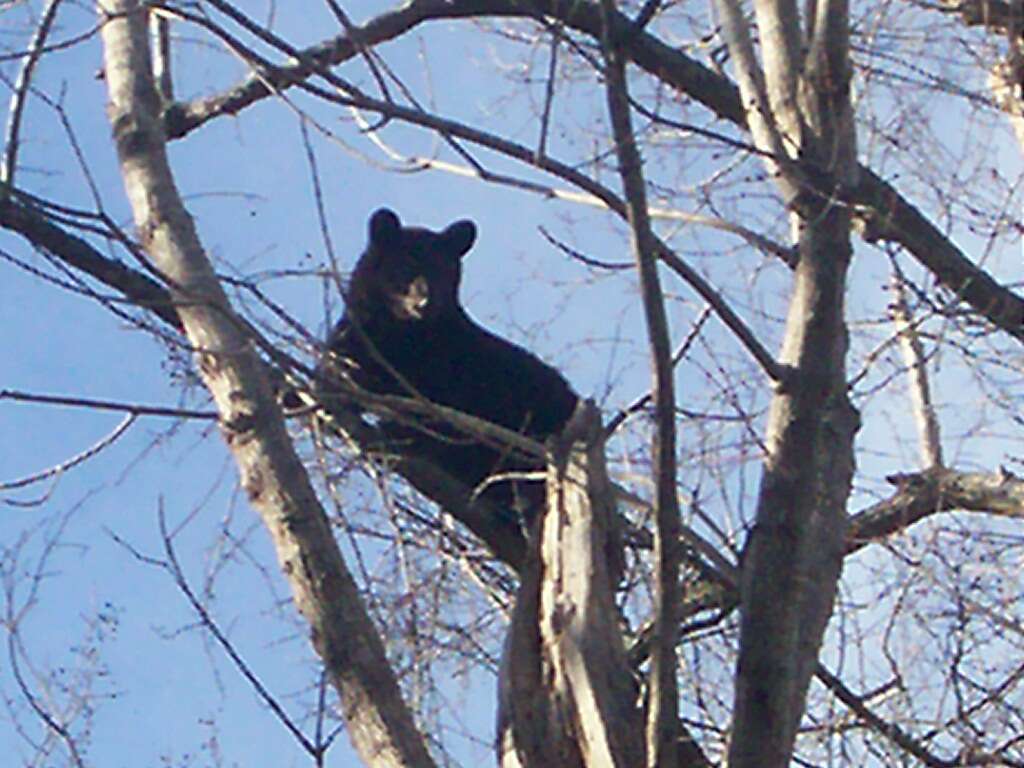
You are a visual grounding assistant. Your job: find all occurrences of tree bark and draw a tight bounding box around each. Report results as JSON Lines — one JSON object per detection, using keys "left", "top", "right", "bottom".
{"left": 497, "top": 402, "right": 640, "bottom": 767}
{"left": 98, "top": 3, "right": 434, "bottom": 766}
{"left": 717, "top": 2, "right": 859, "bottom": 765}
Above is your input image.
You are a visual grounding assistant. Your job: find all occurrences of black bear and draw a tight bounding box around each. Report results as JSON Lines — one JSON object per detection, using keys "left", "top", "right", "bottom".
{"left": 318, "top": 208, "right": 579, "bottom": 523}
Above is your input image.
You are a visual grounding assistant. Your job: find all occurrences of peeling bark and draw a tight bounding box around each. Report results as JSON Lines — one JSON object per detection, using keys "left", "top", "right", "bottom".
{"left": 497, "top": 402, "right": 640, "bottom": 768}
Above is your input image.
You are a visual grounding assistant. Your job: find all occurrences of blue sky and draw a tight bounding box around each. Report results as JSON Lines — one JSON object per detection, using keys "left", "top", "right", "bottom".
{"left": 3, "top": 2, "right": 1024, "bottom": 766}
{"left": 0, "top": 4, "right": 648, "bottom": 764}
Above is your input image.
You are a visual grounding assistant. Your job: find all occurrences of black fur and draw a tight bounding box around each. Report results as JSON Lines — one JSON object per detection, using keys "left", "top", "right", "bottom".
{"left": 319, "top": 208, "right": 578, "bottom": 517}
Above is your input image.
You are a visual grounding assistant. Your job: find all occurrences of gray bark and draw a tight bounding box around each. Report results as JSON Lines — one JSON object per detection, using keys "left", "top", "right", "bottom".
{"left": 98, "top": 3, "right": 435, "bottom": 766}
{"left": 497, "top": 402, "right": 640, "bottom": 767}
{"left": 716, "top": 1, "right": 859, "bottom": 765}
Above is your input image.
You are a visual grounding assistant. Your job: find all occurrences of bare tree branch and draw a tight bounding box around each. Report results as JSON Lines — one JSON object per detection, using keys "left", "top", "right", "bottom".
{"left": 1, "top": 0, "right": 63, "bottom": 185}
{"left": 848, "top": 467, "right": 1024, "bottom": 553}
{"left": 890, "top": 275, "right": 944, "bottom": 469}
{"left": 814, "top": 665, "right": 957, "bottom": 768}
{"left": 0, "top": 412, "right": 135, "bottom": 497}
{"left": 599, "top": 2, "right": 681, "bottom": 762}
{"left": 1, "top": 512, "right": 89, "bottom": 767}
{"left": 720, "top": 2, "right": 858, "bottom": 764}
{"left": 0, "top": 389, "right": 216, "bottom": 420}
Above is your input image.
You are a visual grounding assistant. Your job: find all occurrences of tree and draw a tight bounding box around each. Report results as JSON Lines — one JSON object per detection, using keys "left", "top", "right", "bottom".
{"left": 2, "top": 1, "right": 1024, "bottom": 766}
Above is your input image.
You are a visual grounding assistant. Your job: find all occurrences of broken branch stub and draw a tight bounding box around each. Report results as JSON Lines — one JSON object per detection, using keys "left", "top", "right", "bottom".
{"left": 497, "top": 400, "right": 639, "bottom": 768}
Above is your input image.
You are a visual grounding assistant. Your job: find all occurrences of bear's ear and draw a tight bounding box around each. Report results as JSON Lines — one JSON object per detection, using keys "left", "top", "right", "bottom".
{"left": 442, "top": 220, "right": 477, "bottom": 258}
{"left": 369, "top": 208, "right": 401, "bottom": 246}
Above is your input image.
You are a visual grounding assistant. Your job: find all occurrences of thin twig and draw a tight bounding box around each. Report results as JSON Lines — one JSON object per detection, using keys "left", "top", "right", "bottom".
{"left": 536, "top": 25, "right": 560, "bottom": 160}
{"left": 815, "top": 664, "right": 957, "bottom": 768}
{"left": 298, "top": 118, "right": 341, "bottom": 299}
{"left": 2, "top": 512, "right": 88, "bottom": 767}
{"left": 1, "top": 413, "right": 136, "bottom": 493}
{"left": 106, "top": 508, "right": 319, "bottom": 757}
{"left": 606, "top": 306, "right": 713, "bottom": 436}
{"left": 1, "top": 389, "right": 218, "bottom": 419}
{"left": 2, "top": 0, "right": 64, "bottom": 185}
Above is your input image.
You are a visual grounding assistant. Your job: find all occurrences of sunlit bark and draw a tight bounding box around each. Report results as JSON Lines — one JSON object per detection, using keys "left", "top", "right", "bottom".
{"left": 498, "top": 403, "right": 644, "bottom": 768}
{"left": 98, "top": 3, "right": 435, "bottom": 766}
{"left": 715, "top": 1, "right": 858, "bottom": 765}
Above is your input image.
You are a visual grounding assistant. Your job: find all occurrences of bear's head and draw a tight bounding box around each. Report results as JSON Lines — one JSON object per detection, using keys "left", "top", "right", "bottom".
{"left": 347, "top": 208, "right": 477, "bottom": 324}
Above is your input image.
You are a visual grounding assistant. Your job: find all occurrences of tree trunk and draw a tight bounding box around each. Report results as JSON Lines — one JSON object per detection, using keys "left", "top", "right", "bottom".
{"left": 98, "top": 3, "right": 434, "bottom": 766}
{"left": 716, "top": 2, "right": 859, "bottom": 765}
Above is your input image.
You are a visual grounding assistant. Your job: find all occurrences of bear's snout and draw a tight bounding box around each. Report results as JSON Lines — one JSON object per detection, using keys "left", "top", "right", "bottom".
{"left": 391, "top": 275, "right": 430, "bottom": 320}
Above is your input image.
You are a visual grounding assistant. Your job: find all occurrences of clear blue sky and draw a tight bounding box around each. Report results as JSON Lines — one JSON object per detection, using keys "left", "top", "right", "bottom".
{"left": 3, "top": 2, "right": 1022, "bottom": 766}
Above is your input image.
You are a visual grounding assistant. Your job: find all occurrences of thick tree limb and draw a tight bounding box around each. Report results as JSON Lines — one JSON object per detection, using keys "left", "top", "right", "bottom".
{"left": 722, "top": 2, "right": 857, "bottom": 765}
{"left": 98, "top": 4, "right": 435, "bottom": 766}
{"left": 851, "top": 167, "right": 1024, "bottom": 340}
{"left": 498, "top": 403, "right": 645, "bottom": 767}
{"left": 848, "top": 467, "right": 1024, "bottom": 553}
